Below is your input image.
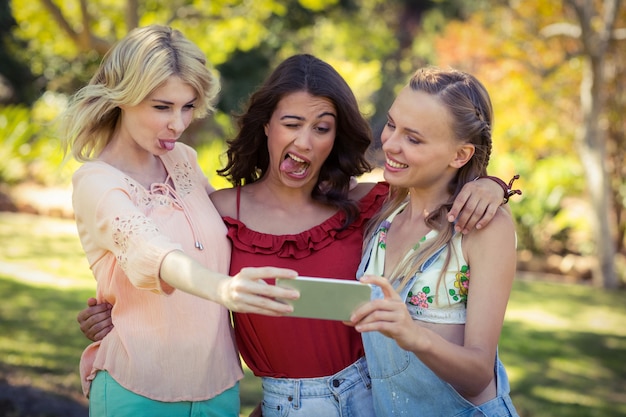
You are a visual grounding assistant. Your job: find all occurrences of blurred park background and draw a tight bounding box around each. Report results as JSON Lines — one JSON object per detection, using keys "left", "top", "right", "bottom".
{"left": 0, "top": 0, "right": 625, "bottom": 416}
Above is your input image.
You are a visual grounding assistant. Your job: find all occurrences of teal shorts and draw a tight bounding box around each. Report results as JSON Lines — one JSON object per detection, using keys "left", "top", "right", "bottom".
{"left": 89, "top": 371, "right": 240, "bottom": 417}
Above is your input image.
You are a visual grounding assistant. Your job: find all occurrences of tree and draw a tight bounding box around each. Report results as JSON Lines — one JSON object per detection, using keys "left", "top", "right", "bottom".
{"left": 0, "top": 0, "right": 39, "bottom": 104}
{"left": 540, "top": 0, "right": 625, "bottom": 288}
{"left": 437, "top": 0, "right": 625, "bottom": 288}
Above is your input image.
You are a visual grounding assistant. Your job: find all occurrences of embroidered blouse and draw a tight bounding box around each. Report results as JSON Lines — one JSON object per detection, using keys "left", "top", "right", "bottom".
{"left": 74, "top": 143, "right": 242, "bottom": 401}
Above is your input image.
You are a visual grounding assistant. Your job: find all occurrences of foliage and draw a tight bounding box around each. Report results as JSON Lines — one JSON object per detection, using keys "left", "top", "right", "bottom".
{"left": 0, "top": 96, "right": 75, "bottom": 186}
{"left": 0, "top": 105, "right": 38, "bottom": 184}
{"left": 430, "top": 1, "right": 626, "bottom": 276}
{"left": 0, "top": 0, "right": 38, "bottom": 104}
{"left": 3, "top": 0, "right": 626, "bottom": 285}
{"left": 195, "top": 133, "right": 232, "bottom": 191}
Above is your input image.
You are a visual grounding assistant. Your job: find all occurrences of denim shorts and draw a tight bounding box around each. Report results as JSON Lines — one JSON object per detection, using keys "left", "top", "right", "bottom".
{"left": 89, "top": 371, "right": 240, "bottom": 417}
{"left": 260, "top": 356, "right": 374, "bottom": 417}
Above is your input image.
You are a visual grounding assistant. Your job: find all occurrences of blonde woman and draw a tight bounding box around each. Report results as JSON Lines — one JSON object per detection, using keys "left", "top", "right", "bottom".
{"left": 62, "top": 25, "right": 297, "bottom": 417}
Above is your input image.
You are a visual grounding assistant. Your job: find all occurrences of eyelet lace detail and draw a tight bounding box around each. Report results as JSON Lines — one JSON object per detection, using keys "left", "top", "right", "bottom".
{"left": 112, "top": 213, "right": 161, "bottom": 269}
{"left": 171, "top": 161, "right": 194, "bottom": 197}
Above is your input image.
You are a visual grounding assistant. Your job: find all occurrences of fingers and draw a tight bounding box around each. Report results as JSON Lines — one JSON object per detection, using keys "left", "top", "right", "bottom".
{"left": 238, "top": 266, "right": 298, "bottom": 281}
{"left": 223, "top": 267, "right": 300, "bottom": 315}
{"left": 350, "top": 298, "right": 406, "bottom": 334}
{"left": 77, "top": 300, "right": 113, "bottom": 342}
{"left": 359, "top": 275, "right": 399, "bottom": 300}
{"left": 454, "top": 200, "right": 486, "bottom": 233}
{"left": 472, "top": 202, "right": 499, "bottom": 230}
{"left": 77, "top": 302, "right": 109, "bottom": 324}
{"left": 448, "top": 186, "right": 482, "bottom": 233}
{"left": 447, "top": 189, "right": 471, "bottom": 225}
{"left": 225, "top": 281, "right": 296, "bottom": 315}
{"left": 453, "top": 200, "right": 500, "bottom": 233}
{"left": 349, "top": 299, "right": 387, "bottom": 323}
{"left": 350, "top": 276, "right": 401, "bottom": 323}
{"left": 349, "top": 276, "right": 411, "bottom": 336}
{"left": 449, "top": 178, "right": 504, "bottom": 233}
{"left": 91, "top": 325, "right": 114, "bottom": 342}
{"left": 236, "top": 267, "right": 299, "bottom": 299}
{"left": 447, "top": 194, "right": 481, "bottom": 234}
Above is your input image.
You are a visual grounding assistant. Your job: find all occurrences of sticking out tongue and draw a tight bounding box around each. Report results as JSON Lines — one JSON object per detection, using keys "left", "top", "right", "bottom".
{"left": 160, "top": 140, "right": 175, "bottom": 151}
{"left": 280, "top": 154, "right": 308, "bottom": 175}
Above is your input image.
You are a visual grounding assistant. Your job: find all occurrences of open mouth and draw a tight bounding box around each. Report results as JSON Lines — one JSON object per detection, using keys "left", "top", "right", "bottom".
{"left": 159, "top": 140, "right": 176, "bottom": 151}
{"left": 280, "top": 153, "right": 310, "bottom": 176}
{"left": 386, "top": 157, "right": 408, "bottom": 169}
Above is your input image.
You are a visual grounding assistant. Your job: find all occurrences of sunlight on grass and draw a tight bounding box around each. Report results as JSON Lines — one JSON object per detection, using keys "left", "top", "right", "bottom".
{"left": 506, "top": 308, "right": 571, "bottom": 329}
{"left": 506, "top": 280, "right": 625, "bottom": 335}
{"left": 499, "top": 279, "right": 626, "bottom": 417}
{"left": 507, "top": 305, "right": 625, "bottom": 336}
{"left": 0, "top": 212, "right": 94, "bottom": 285}
{"left": 533, "top": 385, "right": 604, "bottom": 407}
{"left": 548, "top": 356, "right": 613, "bottom": 381}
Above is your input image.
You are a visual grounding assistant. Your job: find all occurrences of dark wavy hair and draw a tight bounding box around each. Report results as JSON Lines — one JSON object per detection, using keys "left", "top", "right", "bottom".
{"left": 217, "top": 54, "right": 373, "bottom": 227}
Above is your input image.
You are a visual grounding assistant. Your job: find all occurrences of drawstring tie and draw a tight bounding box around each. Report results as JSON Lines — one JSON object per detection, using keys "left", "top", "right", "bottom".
{"left": 150, "top": 181, "right": 204, "bottom": 251}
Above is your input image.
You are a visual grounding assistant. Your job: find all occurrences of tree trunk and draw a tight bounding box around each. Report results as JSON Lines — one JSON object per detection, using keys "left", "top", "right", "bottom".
{"left": 577, "top": 57, "right": 619, "bottom": 288}
{"left": 126, "top": 0, "right": 139, "bottom": 32}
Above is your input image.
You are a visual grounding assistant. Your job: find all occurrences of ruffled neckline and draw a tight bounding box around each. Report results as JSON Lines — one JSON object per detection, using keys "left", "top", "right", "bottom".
{"left": 223, "top": 182, "right": 389, "bottom": 259}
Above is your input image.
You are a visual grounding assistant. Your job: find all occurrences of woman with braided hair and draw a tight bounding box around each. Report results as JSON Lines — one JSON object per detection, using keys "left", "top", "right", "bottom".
{"left": 349, "top": 67, "right": 519, "bottom": 416}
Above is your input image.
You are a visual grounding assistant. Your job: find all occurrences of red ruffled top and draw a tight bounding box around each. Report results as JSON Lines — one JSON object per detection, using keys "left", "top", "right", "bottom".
{"left": 225, "top": 182, "right": 389, "bottom": 378}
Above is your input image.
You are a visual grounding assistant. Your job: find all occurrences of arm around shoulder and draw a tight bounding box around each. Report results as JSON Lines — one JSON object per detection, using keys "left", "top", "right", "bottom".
{"left": 347, "top": 181, "right": 379, "bottom": 201}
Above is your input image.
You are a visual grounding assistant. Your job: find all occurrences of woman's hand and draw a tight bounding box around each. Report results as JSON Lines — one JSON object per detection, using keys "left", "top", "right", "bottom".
{"left": 348, "top": 276, "right": 420, "bottom": 352}
{"left": 77, "top": 297, "right": 113, "bottom": 342}
{"left": 447, "top": 178, "right": 504, "bottom": 234}
{"left": 218, "top": 267, "right": 300, "bottom": 316}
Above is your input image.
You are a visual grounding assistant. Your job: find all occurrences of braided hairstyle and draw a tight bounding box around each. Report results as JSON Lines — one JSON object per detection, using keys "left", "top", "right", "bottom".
{"left": 409, "top": 67, "right": 493, "bottom": 198}
{"left": 366, "top": 67, "right": 494, "bottom": 289}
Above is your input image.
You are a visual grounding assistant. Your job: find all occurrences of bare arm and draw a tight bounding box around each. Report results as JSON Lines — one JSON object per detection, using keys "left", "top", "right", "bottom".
{"left": 159, "top": 250, "right": 299, "bottom": 315}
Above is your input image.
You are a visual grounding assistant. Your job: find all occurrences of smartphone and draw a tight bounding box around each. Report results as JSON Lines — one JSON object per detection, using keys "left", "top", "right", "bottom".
{"left": 275, "top": 276, "right": 372, "bottom": 321}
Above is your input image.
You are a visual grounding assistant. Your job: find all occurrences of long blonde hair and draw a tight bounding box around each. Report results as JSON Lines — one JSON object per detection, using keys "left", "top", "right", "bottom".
{"left": 61, "top": 25, "right": 220, "bottom": 162}
{"left": 365, "top": 67, "right": 494, "bottom": 289}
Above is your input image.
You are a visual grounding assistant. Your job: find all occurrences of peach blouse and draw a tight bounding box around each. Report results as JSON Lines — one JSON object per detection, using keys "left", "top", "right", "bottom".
{"left": 73, "top": 143, "right": 242, "bottom": 401}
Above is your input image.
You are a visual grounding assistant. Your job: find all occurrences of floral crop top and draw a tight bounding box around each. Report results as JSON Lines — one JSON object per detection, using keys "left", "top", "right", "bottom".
{"left": 360, "top": 202, "right": 469, "bottom": 324}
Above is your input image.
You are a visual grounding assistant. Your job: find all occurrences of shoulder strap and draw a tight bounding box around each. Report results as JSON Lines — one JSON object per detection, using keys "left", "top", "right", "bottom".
{"left": 236, "top": 186, "right": 241, "bottom": 220}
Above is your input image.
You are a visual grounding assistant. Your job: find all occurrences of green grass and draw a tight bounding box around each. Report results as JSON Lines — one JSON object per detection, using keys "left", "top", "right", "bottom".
{"left": 1, "top": 212, "right": 625, "bottom": 417}
{"left": 502, "top": 279, "right": 626, "bottom": 416}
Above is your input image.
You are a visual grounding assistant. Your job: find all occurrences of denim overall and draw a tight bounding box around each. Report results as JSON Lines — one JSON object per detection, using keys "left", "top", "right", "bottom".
{"left": 356, "top": 230, "right": 519, "bottom": 417}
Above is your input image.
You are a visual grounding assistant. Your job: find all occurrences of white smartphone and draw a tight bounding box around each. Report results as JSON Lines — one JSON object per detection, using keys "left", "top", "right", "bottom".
{"left": 275, "top": 276, "right": 372, "bottom": 321}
